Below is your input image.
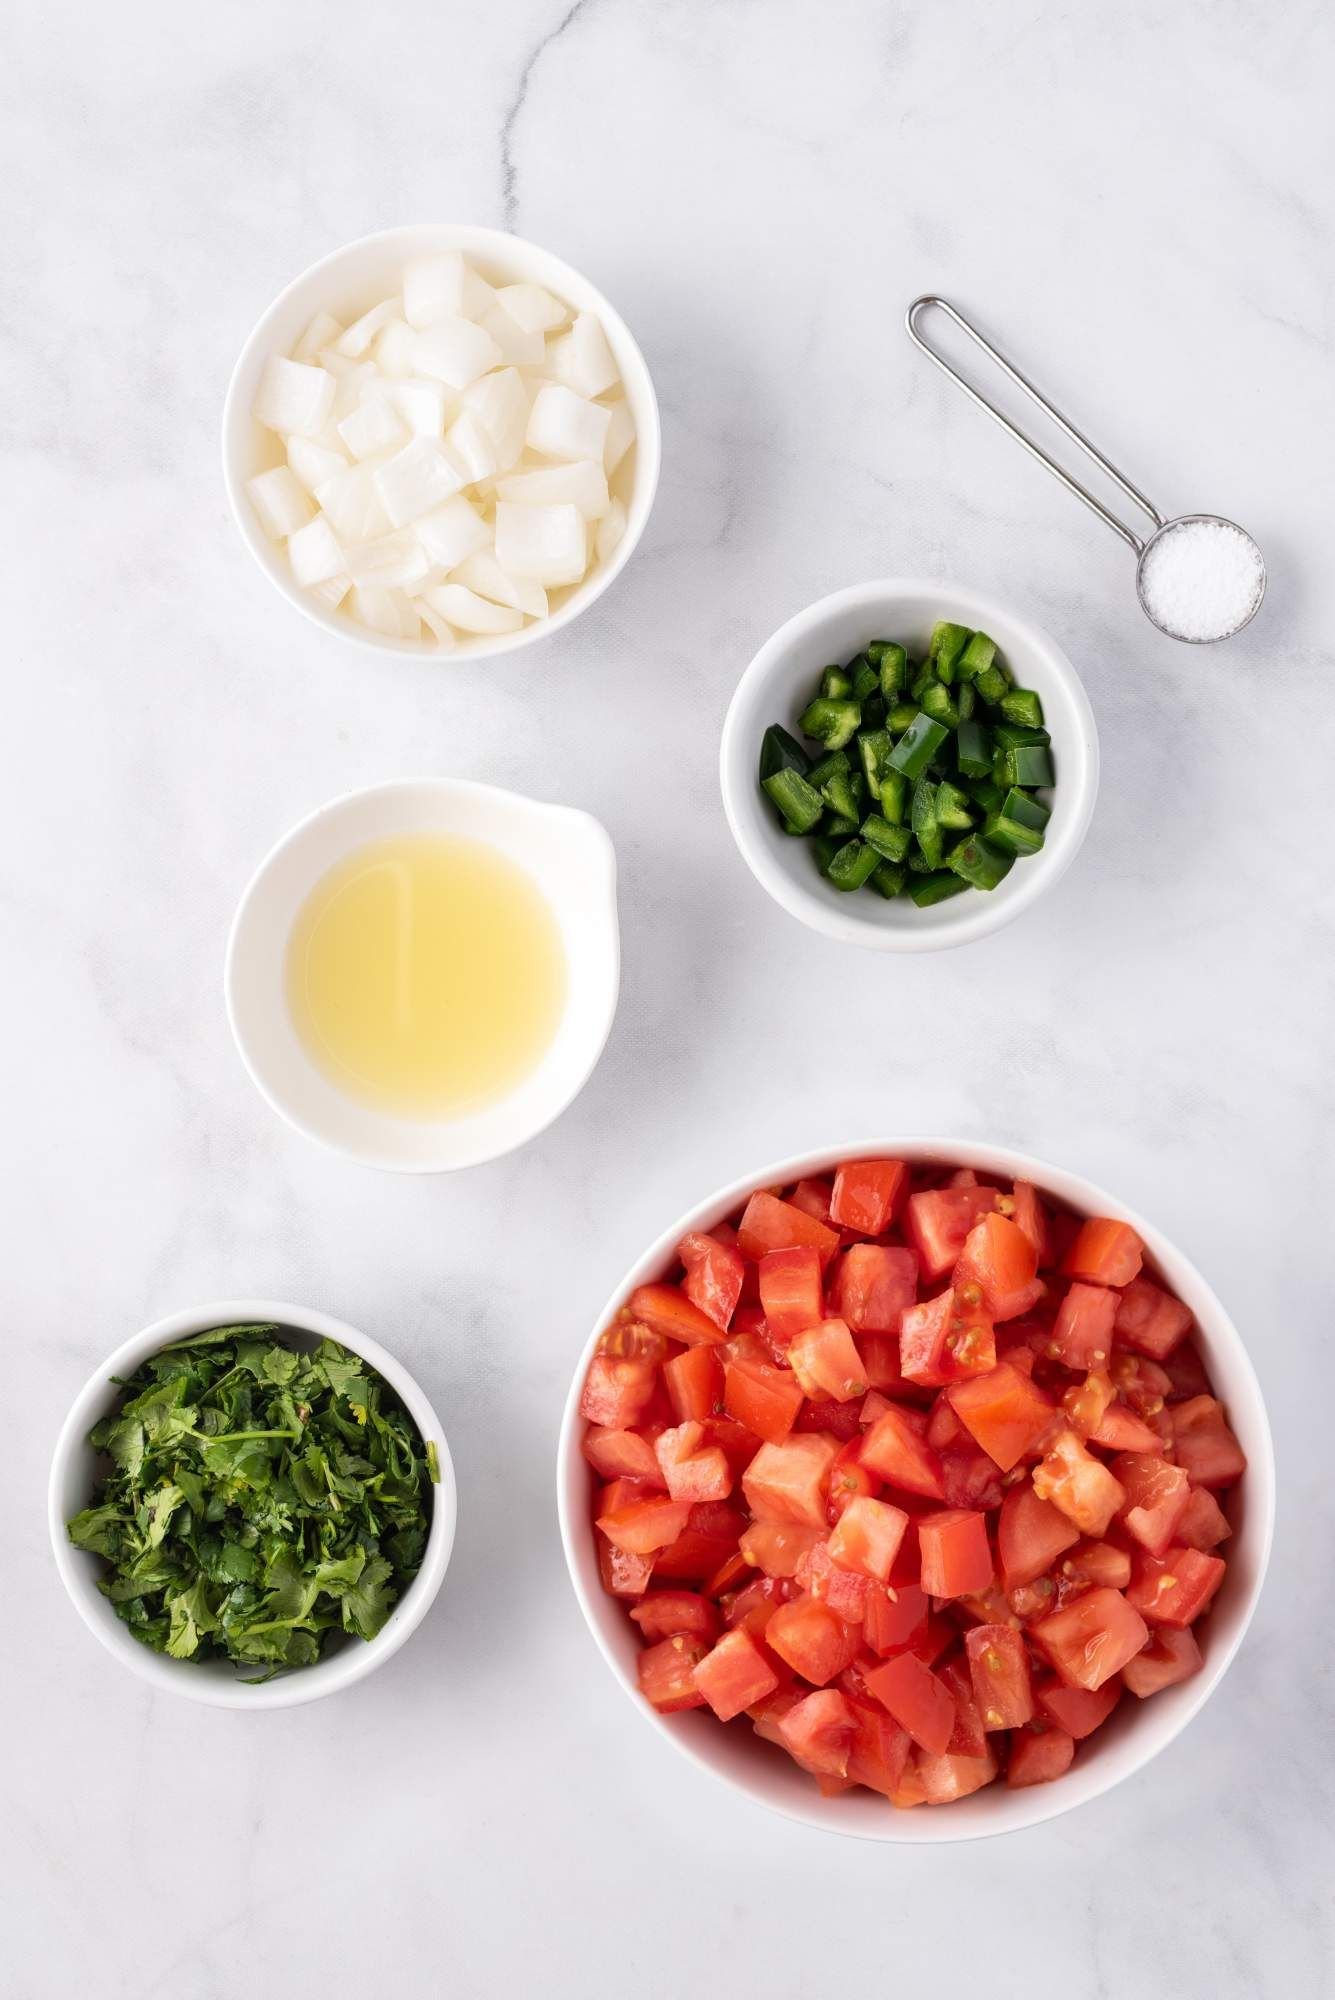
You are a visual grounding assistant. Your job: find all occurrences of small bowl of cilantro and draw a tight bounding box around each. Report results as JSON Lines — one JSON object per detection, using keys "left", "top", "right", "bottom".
{"left": 49, "top": 1300, "right": 456, "bottom": 1706}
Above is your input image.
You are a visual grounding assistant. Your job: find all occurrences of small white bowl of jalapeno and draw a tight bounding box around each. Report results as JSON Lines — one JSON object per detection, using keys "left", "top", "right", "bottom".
{"left": 719, "top": 580, "right": 1099, "bottom": 953}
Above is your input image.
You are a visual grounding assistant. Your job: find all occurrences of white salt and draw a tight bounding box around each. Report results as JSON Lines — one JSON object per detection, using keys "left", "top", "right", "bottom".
{"left": 1137, "top": 517, "right": 1264, "bottom": 642}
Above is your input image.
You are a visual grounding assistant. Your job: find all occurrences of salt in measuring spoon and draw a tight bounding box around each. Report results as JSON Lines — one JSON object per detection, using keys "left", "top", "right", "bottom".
{"left": 906, "top": 296, "right": 1266, "bottom": 644}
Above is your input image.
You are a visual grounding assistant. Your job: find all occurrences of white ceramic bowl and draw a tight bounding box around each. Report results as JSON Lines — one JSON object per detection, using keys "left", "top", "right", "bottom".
{"left": 720, "top": 582, "right": 1099, "bottom": 951}
{"left": 225, "top": 778, "right": 619, "bottom": 1172}
{"left": 557, "top": 1140, "right": 1274, "bottom": 1842}
{"left": 222, "top": 223, "right": 661, "bottom": 660}
{"left": 50, "top": 1299, "right": 457, "bottom": 1709}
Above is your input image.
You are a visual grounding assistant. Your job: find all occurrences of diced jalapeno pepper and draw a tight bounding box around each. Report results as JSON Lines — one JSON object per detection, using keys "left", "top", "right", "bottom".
{"left": 948, "top": 832, "right": 1015, "bottom": 890}
{"left": 993, "top": 721, "right": 1050, "bottom": 750}
{"left": 826, "top": 839, "right": 881, "bottom": 891}
{"left": 861, "top": 814, "right": 912, "bottom": 863}
{"left": 997, "top": 742, "right": 1056, "bottom": 788}
{"left": 861, "top": 693, "right": 887, "bottom": 730}
{"left": 874, "top": 641, "right": 908, "bottom": 701}
{"left": 869, "top": 860, "right": 907, "bottom": 898}
{"left": 1003, "top": 787, "right": 1050, "bottom": 829}
{"left": 820, "top": 765, "right": 864, "bottom": 823}
{"left": 928, "top": 621, "right": 972, "bottom": 684}
{"left": 1000, "top": 687, "right": 1044, "bottom": 729}
{"left": 974, "top": 663, "right": 1011, "bottom": 705}
{"left": 799, "top": 695, "right": 862, "bottom": 749}
{"left": 820, "top": 665, "right": 853, "bottom": 699}
{"left": 955, "top": 719, "right": 992, "bottom": 778}
{"left": 806, "top": 748, "right": 851, "bottom": 790}
{"left": 850, "top": 656, "right": 879, "bottom": 702}
{"left": 911, "top": 777, "right": 943, "bottom": 868}
{"left": 812, "top": 834, "right": 842, "bottom": 875}
{"left": 759, "top": 724, "right": 809, "bottom": 781}
{"left": 984, "top": 809, "right": 1045, "bottom": 857}
{"left": 910, "top": 870, "right": 970, "bottom": 906}
{"left": 887, "top": 712, "right": 949, "bottom": 779}
{"left": 920, "top": 681, "right": 961, "bottom": 729}
{"left": 887, "top": 702, "right": 920, "bottom": 734}
{"left": 858, "top": 729, "right": 893, "bottom": 801}
{"left": 877, "top": 768, "right": 908, "bottom": 824}
{"left": 957, "top": 631, "right": 997, "bottom": 681}
{"left": 762, "top": 767, "right": 824, "bottom": 833}
{"left": 957, "top": 680, "right": 976, "bottom": 722}
{"left": 965, "top": 776, "right": 1006, "bottom": 814}
{"left": 824, "top": 813, "right": 860, "bottom": 837}
{"left": 934, "top": 781, "right": 975, "bottom": 831}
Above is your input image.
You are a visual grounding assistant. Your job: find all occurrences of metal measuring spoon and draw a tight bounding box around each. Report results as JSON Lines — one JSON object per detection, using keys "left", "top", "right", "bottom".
{"left": 906, "top": 296, "right": 1266, "bottom": 644}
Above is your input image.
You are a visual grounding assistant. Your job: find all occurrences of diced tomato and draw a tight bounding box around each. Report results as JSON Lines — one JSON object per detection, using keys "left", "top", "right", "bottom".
{"left": 662, "top": 1347, "right": 722, "bottom": 1425}
{"left": 737, "top": 1191, "right": 839, "bottom": 1266}
{"left": 597, "top": 1318, "right": 670, "bottom": 1362}
{"left": 846, "top": 1700, "right": 913, "bottom": 1797}
{"left": 1007, "top": 1726, "right": 1075, "bottom": 1787}
{"left": 860, "top": 1404, "right": 947, "bottom": 1499}
{"left": 927, "top": 1395, "right": 966, "bottom": 1450}
{"left": 580, "top": 1353, "right": 657, "bottom": 1429}
{"left": 766, "top": 1596, "right": 858, "bottom": 1685}
{"left": 795, "top": 1396, "right": 863, "bottom": 1443}
{"left": 855, "top": 1333, "right": 905, "bottom": 1392}
{"left": 630, "top": 1590, "right": 720, "bottom": 1644}
{"left": 826, "top": 1438, "right": 877, "bottom": 1518}
{"left": 722, "top": 1358, "right": 803, "bottom": 1444}
{"left": 676, "top": 1229, "right": 745, "bottom": 1333}
{"left": 862, "top": 1580, "right": 930, "bottom": 1658}
{"left": 706, "top": 1550, "right": 753, "bottom": 1596}
{"left": 1088, "top": 1401, "right": 1159, "bottom": 1452}
{"left": 788, "top": 1319, "right": 868, "bottom": 1403}
{"left": 1061, "top": 1368, "right": 1116, "bottom": 1441}
{"left": 906, "top": 1185, "right": 999, "bottom": 1280}
{"left": 652, "top": 1501, "right": 746, "bottom": 1581}
{"left": 699, "top": 1415, "right": 763, "bottom": 1472}
{"left": 831, "top": 1243, "right": 918, "bottom": 1334}
{"left": 1170, "top": 1396, "right": 1246, "bottom": 1488}
{"left": 1112, "top": 1351, "right": 1173, "bottom": 1414}
{"left": 582, "top": 1426, "right": 664, "bottom": 1484}
{"left": 599, "top": 1538, "right": 654, "bottom": 1598}
{"left": 693, "top": 1627, "right": 780, "bottom": 1720}
{"left": 1114, "top": 1276, "right": 1192, "bottom": 1359}
{"left": 654, "top": 1422, "right": 732, "bottom": 1503}
{"left": 1062, "top": 1216, "right": 1144, "bottom": 1288}
{"left": 1050, "top": 1282, "right": 1118, "bottom": 1369}
{"left": 1176, "top": 1486, "right": 1232, "bottom": 1551}
{"left": 917, "top": 1508, "right": 993, "bottom": 1597}
{"left": 788, "top": 1175, "right": 835, "bottom": 1223}
{"left": 728, "top": 1302, "right": 786, "bottom": 1364}
{"left": 863, "top": 1652, "right": 957, "bottom": 1756}
{"left": 827, "top": 1494, "right": 909, "bottom": 1582}
{"left": 1062, "top": 1539, "right": 1132, "bottom": 1589}
{"left": 1033, "top": 1586, "right": 1149, "bottom": 1690}
{"left": 948, "top": 1364, "right": 1055, "bottom": 1472}
{"left": 724, "top": 1574, "right": 795, "bottom": 1640}
{"left": 629, "top": 1281, "right": 726, "bottom": 1349}
{"left": 794, "top": 1539, "right": 868, "bottom": 1622}
{"left": 954, "top": 1581, "right": 1020, "bottom": 1629}
{"left": 997, "top": 1479, "right": 1081, "bottom": 1587}
{"left": 938, "top": 1657, "right": 988, "bottom": 1756}
{"left": 1121, "top": 1623, "right": 1203, "bottom": 1697}
{"left": 954, "top": 1213, "right": 1041, "bottom": 1322}
{"left": 940, "top": 1446, "right": 1005, "bottom": 1512}
{"left": 757, "top": 1245, "right": 823, "bottom": 1343}
{"left": 778, "top": 1689, "right": 858, "bottom": 1776}
{"left": 900, "top": 1287, "right": 997, "bottom": 1388}
{"left": 1032, "top": 1428, "right": 1126, "bottom": 1537}
{"left": 1010, "top": 1181, "right": 1050, "bottom": 1263}
{"left": 1162, "top": 1339, "right": 1211, "bottom": 1401}
{"left": 1036, "top": 1674, "right": 1121, "bottom": 1738}
{"left": 638, "top": 1633, "right": 709, "bottom": 1711}
{"left": 742, "top": 1433, "right": 840, "bottom": 1527}
{"left": 965, "top": 1623, "right": 1034, "bottom": 1729}
{"left": 1114, "top": 1452, "right": 1191, "bottom": 1555}
{"left": 738, "top": 1518, "right": 823, "bottom": 1578}
{"left": 597, "top": 1493, "right": 693, "bottom": 1554}
{"left": 1127, "top": 1546, "right": 1226, "bottom": 1627}
{"left": 919, "top": 1744, "right": 999, "bottom": 1803}
{"left": 830, "top": 1158, "right": 908, "bottom": 1236}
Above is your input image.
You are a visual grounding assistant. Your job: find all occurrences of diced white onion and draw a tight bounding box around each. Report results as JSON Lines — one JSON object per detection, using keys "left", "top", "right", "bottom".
{"left": 445, "top": 409, "right": 500, "bottom": 484}
{"left": 293, "top": 310, "right": 342, "bottom": 361}
{"left": 286, "top": 435, "right": 349, "bottom": 493}
{"left": 496, "top": 458, "right": 609, "bottom": 519}
{"left": 389, "top": 378, "right": 448, "bottom": 439}
{"left": 416, "top": 597, "right": 457, "bottom": 646}
{"left": 343, "top": 529, "right": 434, "bottom": 590}
{"left": 372, "top": 437, "right": 467, "bottom": 528}
{"left": 526, "top": 383, "right": 611, "bottom": 462}
{"left": 415, "top": 495, "right": 492, "bottom": 570}
{"left": 288, "top": 515, "right": 344, "bottom": 586}
{"left": 310, "top": 572, "right": 351, "bottom": 611}
{"left": 603, "top": 399, "right": 635, "bottom": 474}
{"left": 374, "top": 319, "right": 419, "bottom": 378}
{"left": 413, "top": 316, "right": 502, "bottom": 390}
{"left": 331, "top": 361, "right": 381, "bottom": 421}
{"left": 494, "top": 501, "right": 587, "bottom": 584}
{"left": 596, "top": 499, "right": 627, "bottom": 564}
{"left": 451, "top": 550, "right": 548, "bottom": 618}
{"left": 479, "top": 304, "right": 546, "bottom": 367}
{"left": 253, "top": 356, "right": 335, "bottom": 438}
{"left": 495, "top": 282, "right": 568, "bottom": 334}
{"left": 314, "top": 466, "right": 393, "bottom": 543}
{"left": 421, "top": 583, "right": 524, "bottom": 634}
{"left": 349, "top": 585, "right": 422, "bottom": 639}
{"left": 403, "top": 252, "right": 468, "bottom": 329}
{"left": 461, "top": 368, "right": 529, "bottom": 470}
{"left": 548, "top": 311, "right": 620, "bottom": 398}
{"left": 337, "top": 398, "right": 407, "bottom": 462}
{"left": 247, "top": 465, "right": 315, "bottom": 539}
{"left": 335, "top": 298, "right": 401, "bottom": 357}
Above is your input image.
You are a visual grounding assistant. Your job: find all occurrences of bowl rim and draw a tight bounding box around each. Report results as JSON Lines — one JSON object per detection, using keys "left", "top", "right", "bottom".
{"left": 719, "top": 579, "right": 1100, "bottom": 953}
{"left": 220, "top": 220, "right": 662, "bottom": 662}
{"left": 555, "top": 1137, "right": 1275, "bottom": 1842}
{"left": 49, "top": 1297, "right": 458, "bottom": 1709}
{"left": 223, "top": 775, "right": 621, "bottom": 1173}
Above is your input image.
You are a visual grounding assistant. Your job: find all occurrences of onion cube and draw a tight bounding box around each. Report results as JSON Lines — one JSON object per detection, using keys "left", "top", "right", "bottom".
{"left": 603, "top": 399, "right": 635, "bottom": 474}
{"left": 526, "top": 384, "right": 611, "bottom": 463}
{"left": 420, "top": 583, "right": 523, "bottom": 635}
{"left": 288, "top": 514, "right": 344, "bottom": 586}
{"left": 390, "top": 378, "right": 448, "bottom": 439}
{"left": 335, "top": 298, "right": 401, "bottom": 357}
{"left": 445, "top": 408, "right": 500, "bottom": 483}
{"left": 338, "top": 398, "right": 407, "bottom": 462}
{"left": 495, "top": 501, "right": 587, "bottom": 585}
{"left": 349, "top": 585, "right": 421, "bottom": 639}
{"left": 331, "top": 361, "right": 381, "bottom": 420}
{"left": 416, "top": 597, "right": 457, "bottom": 646}
{"left": 479, "top": 304, "right": 545, "bottom": 367}
{"left": 253, "top": 356, "right": 335, "bottom": 438}
{"left": 412, "top": 315, "right": 502, "bottom": 390}
{"left": 596, "top": 499, "right": 628, "bottom": 564}
{"left": 549, "top": 311, "right": 620, "bottom": 398}
{"left": 461, "top": 368, "right": 529, "bottom": 470}
{"left": 286, "top": 435, "right": 348, "bottom": 493}
{"left": 293, "top": 310, "right": 342, "bottom": 361}
{"left": 402, "top": 252, "right": 471, "bottom": 329}
{"left": 451, "top": 549, "right": 548, "bottom": 618}
{"left": 496, "top": 282, "right": 568, "bottom": 334}
{"left": 375, "top": 319, "right": 419, "bottom": 377}
{"left": 246, "top": 465, "right": 315, "bottom": 540}
{"left": 496, "top": 459, "right": 609, "bottom": 518}
{"left": 310, "top": 572, "right": 351, "bottom": 611}
{"left": 343, "top": 529, "right": 433, "bottom": 590}
{"left": 372, "top": 437, "right": 467, "bottom": 528}
{"left": 315, "top": 466, "right": 392, "bottom": 543}
{"left": 415, "top": 495, "right": 492, "bottom": 570}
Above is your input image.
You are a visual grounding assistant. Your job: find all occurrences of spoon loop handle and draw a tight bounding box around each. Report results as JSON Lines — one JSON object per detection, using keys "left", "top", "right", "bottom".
{"left": 905, "top": 296, "right": 1164, "bottom": 556}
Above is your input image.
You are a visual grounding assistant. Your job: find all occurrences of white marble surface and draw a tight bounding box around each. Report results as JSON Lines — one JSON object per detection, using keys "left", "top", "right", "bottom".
{"left": 5, "top": 2, "right": 1333, "bottom": 1993}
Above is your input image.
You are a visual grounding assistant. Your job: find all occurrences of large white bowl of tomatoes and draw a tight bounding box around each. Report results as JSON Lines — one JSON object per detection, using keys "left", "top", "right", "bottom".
{"left": 556, "top": 1142, "right": 1273, "bottom": 1841}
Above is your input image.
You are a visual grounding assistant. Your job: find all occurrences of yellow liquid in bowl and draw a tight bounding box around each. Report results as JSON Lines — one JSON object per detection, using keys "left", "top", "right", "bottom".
{"left": 286, "top": 833, "right": 566, "bottom": 1120}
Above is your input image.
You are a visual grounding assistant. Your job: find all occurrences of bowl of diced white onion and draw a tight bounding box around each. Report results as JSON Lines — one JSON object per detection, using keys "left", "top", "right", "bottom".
{"left": 222, "top": 224, "right": 660, "bottom": 658}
